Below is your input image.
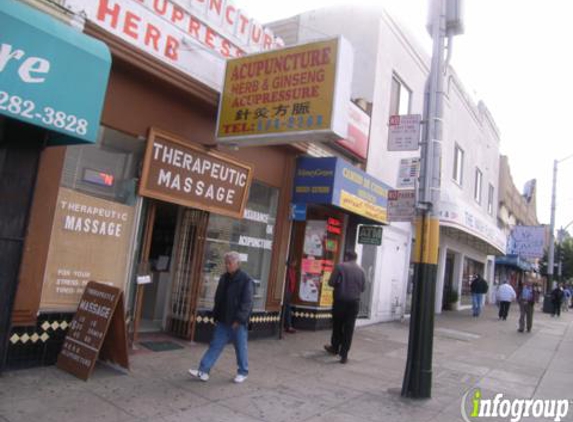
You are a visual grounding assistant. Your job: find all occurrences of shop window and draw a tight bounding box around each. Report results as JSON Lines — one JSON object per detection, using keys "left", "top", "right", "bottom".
{"left": 61, "top": 127, "right": 145, "bottom": 206}
{"left": 461, "top": 257, "right": 485, "bottom": 306}
{"left": 199, "top": 181, "right": 279, "bottom": 311}
{"left": 389, "top": 74, "right": 412, "bottom": 115}
{"left": 38, "top": 127, "right": 144, "bottom": 311}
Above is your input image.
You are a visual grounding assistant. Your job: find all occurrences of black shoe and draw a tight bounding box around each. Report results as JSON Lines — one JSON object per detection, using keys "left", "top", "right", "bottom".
{"left": 324, "top": 345, "right": 338, "bottom": 355}
{"left": 518, "top": 329, "right": 524, "bottom": 333}
{"left": 340, "top": 356, "right": 348, "bottom": 364}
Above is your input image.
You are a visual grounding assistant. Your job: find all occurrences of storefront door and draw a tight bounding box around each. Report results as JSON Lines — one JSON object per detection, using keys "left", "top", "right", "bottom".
{"left": 0, "top": 119, "right": 44, "bottom": 370}
{"left": 358, "top": 244, "right": 377, "bottom": 318}
{"left": 134, "top": 203, "right": 208, "bottom": 340}
{"left": 442, "top": 252, "right": 456, "bottom": 310}
{"left": 166, "top": 208, "right": 209, "bottom": 339}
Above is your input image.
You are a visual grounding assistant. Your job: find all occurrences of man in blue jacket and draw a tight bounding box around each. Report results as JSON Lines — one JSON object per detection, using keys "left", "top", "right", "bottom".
{"left": 189, "top": 251, "right": 253, "bottom": 383}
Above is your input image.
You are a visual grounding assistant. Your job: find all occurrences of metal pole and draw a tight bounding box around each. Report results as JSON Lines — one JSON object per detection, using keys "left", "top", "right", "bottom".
{"left": 548, "top": 159, "right": 557, "bottom": 291}
{"left": 402, "top": 0, "right": 446, "bottom": 399}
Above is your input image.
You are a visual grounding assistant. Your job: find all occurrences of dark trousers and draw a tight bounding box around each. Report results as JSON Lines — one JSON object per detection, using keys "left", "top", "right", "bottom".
{"left": 283, "top": 291, "right": 293, "bottom": 329}
{"left": 331, "top": 299, "right": 360, "bottom": 358}
{"left": 552, "top": 301, "right": 562, "bottom": 317}
{"left": 518, "top": 301, "right": 534, "bottom": 332}
{"left": 498, "top": 301, "right": 511, "bottom": 320}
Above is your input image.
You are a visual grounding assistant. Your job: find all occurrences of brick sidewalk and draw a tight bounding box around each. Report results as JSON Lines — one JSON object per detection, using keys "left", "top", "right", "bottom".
{"left": 1, "top": 305, "right": 572, "bottom": 422}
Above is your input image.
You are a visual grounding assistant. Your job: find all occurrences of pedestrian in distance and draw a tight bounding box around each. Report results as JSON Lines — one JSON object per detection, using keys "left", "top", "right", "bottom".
{"left": 283, "top": 258, "right": 297, "bottom": 334}
{"left": 550, "top": 284, "right": 565, "bottom": 318}
{"left": 496, "top": 280, "right": 516, "bottom": 320}
{"left": 470, "top": 274, "right": 489, "bottom": 317}
{"left": 324, "top": 250, "right": 366, "bottom": 364}
{"left": 561, "top": 284, "right": 571, "bottom": 313}
{"left": 517, "top": 280, "right": 538, "bottom": 333}
{"left": 189, "top": 251, "right": 254, "bottom": 383}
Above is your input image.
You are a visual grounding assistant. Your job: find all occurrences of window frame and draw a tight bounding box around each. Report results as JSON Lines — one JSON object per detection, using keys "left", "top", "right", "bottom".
{"left": 453, "top": 144, "right": 464, "bottom": 186}
{"left": 390, "top": 74, "right": 412, "bottom": 116}
{"left": 474, "top": 167, "right": 483, "bottom": 204}
{"left": 488, "top": 183, "right": 494, "bottom": 215}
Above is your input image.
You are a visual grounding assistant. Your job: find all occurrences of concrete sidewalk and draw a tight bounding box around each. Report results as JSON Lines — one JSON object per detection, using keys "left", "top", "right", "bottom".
{"left": 1, "top": 305, "right": 572, "bottom": 422}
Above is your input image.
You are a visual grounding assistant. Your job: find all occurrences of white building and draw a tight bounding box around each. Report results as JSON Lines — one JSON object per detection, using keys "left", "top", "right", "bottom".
{"left": 270, "top": 4, "right": 505, "bottom": 322}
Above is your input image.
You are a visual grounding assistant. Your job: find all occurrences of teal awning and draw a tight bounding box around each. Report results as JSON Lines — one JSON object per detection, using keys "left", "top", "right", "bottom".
{"left": 0, "top": 0, "right": 111, "bottom": 145}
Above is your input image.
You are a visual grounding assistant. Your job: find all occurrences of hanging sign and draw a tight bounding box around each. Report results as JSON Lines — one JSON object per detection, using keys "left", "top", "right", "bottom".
{"left": 388, "top": 114, "right": 421, "bottom": 151}
{"left": 217, "top": 37, "right": 354, "bottom": 146}
{"left": 387, "top": 189, "right": 416, "bottom": 222}
{"left": 397, "top": 157, "right": 420, "bottom": 188}
{"left": 57, "top": 281, "right": 129, "bottom": 381}
{"left": 139, "top": 129, "right": 253, "bottom": 219}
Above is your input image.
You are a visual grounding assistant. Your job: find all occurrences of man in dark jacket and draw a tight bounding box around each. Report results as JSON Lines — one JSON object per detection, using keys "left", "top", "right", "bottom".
{"left": 324, "top": 250, "right": 366, "bottom": 363}
{"left": 470, "top": 274, "right": 489, "bottom": 317}
{"left": 189, "top": 251, "right": 253, "bottom": 383}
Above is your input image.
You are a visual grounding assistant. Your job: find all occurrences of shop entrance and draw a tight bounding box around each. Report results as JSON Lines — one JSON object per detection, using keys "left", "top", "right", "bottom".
{"left": 134, "top": 201, "right": 208, "bottom": 340}
{"left": 442, "top": 252, "right": 456, "bottom": 310}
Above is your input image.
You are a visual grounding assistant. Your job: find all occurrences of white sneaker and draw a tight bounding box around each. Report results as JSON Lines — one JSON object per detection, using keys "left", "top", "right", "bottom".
{"left": 233, "top": 374, "right": 248, "bottom": 383}
{"left": 188, "top": 369, "right": 209, "bottom": 382}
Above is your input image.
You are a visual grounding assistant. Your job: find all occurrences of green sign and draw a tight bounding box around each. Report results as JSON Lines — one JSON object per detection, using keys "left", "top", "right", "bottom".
{"left": 358, "top": 225, "right": 383, "bottom": 246}
{"left": 0, "top": 0, "right": 111, "bottom": 145}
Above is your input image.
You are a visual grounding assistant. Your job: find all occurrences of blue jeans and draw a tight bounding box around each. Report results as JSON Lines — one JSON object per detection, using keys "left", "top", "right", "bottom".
{"left": 472, "top": 293, "right": 483, "bottom": 316}
{"left": 198, "top": 323, "right": 248, "bottom": 376}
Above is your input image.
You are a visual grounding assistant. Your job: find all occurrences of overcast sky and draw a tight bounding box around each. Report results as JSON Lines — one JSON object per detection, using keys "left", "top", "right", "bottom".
{"left": 235, "top": 0, "right": 573, "bottom": 231}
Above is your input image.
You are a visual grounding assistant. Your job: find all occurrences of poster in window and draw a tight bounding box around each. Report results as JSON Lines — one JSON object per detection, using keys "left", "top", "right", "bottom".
{"left": 303, "top": 220, "right": 327, "bottom": 256}
{"left": 40, "top": 188, "right": 135, "bottom": 311}
{"left": 319, "top": 271, "right": 334, "bottom": 307}
{"left": 299, "top": 273, "right": 321, "bottom": 303}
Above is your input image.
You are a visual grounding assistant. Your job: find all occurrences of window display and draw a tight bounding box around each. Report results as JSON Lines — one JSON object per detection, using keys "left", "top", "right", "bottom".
{"left": 198, "top": 181, "right": 279, "bottom": 311}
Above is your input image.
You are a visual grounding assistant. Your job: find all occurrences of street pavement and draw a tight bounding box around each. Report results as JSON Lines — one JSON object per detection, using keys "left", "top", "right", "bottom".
{"left": 1, "top": 304, "right": 572, "bottom": 422}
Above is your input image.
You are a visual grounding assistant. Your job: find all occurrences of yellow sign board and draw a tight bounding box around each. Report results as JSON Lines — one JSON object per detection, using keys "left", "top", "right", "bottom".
{"left": 217, "top": 37, "right": 353, "bottom": 145}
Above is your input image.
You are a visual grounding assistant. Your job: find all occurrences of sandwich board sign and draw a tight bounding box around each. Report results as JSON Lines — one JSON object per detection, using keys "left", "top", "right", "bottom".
{"left": 57, "top": 281, "right": 129, "bottom": 381}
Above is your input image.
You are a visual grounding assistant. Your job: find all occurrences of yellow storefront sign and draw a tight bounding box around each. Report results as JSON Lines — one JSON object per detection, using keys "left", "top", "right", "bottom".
{"left": 217, "top": 38, "right": 353, "bottom": 145}
{"left": 339, "top": 190, "right": 388, "bottom": 224}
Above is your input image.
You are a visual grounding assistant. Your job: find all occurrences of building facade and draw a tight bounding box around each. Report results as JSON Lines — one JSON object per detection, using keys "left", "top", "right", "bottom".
{"left": 494, "top": 155, "right": 540, "bottom": 302}
{"left": 270, "top": 4, "right": 507, "bottom": 320}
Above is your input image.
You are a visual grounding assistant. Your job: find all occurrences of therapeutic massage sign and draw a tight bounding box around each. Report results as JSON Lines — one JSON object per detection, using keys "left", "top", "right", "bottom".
{"left": 40, "top": 188, "right": 135, "bottom": 311}
{"left": 139, "top": 129, "right": 253, "bottom": 218}
{"left": 217, "top": 37, "right": 353, "bottom": 145}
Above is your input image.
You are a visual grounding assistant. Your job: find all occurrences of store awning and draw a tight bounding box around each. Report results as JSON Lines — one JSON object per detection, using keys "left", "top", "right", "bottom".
{"left": 495, "top": 254, "right": 534, "bottom": 272}
{"left": 292, "top": 157, "right": 390, "bottom": 224}
{"left": 0, "top": 0, "right": 111, "bottom": 145}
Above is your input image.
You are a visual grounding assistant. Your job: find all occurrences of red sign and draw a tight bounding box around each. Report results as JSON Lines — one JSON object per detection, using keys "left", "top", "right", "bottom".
{"left": 336, "top": 102, "right": 370, "bottom": 160}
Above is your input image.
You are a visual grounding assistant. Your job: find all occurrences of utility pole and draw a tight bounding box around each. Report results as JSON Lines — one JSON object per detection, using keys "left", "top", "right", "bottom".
{"left": 548, "top": 159, "right": 557, "bottom": 292}
{"left": 402, "top": 0, "right": 463, "bottom": 399}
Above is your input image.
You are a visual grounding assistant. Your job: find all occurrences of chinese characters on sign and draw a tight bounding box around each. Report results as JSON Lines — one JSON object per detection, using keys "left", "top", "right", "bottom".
{"left": 217, "top": 38, "right": 353, "bottom": 145}
{"left": 388, "top": 114, "right": 421, "bottom": 151}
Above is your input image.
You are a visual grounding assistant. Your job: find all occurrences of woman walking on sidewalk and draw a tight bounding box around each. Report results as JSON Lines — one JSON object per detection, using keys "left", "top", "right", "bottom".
{"left": 497, "top": 280, "right": 516, "bottom": 320}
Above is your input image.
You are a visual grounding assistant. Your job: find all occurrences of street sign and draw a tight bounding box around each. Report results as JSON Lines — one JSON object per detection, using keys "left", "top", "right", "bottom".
{"left": 388, "top": 114, "right": 422, "bottom": 151}
{"left": 387, "top": 190, "right": 416, "bottom": 222}
{"left": 358, "top": 225, "right": 383, "bottom": 246}
{"left": 397, "top": 157, "right": 420, "bottom": 188}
